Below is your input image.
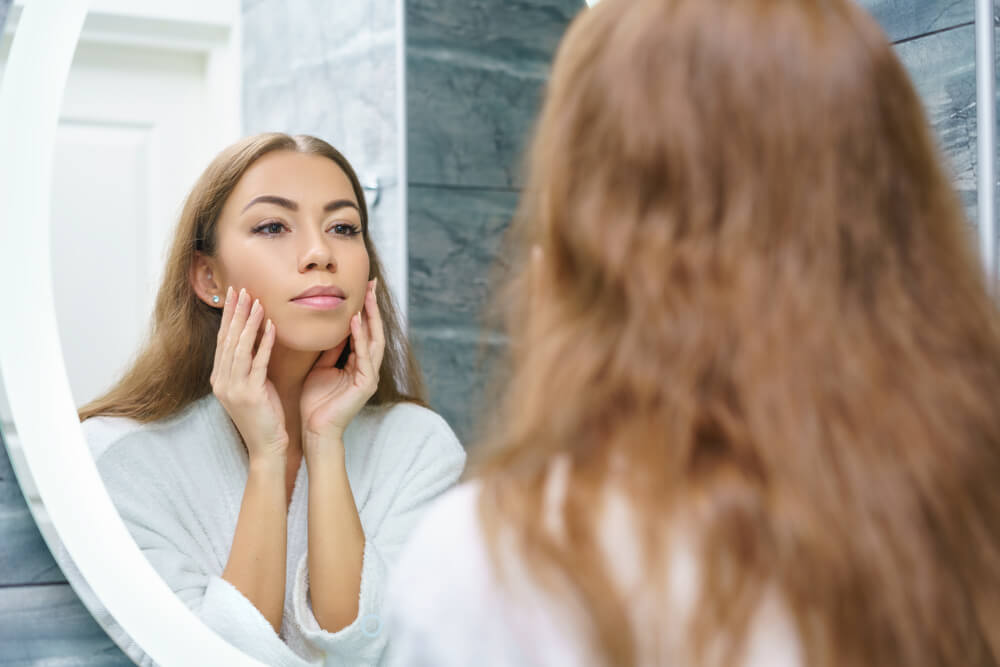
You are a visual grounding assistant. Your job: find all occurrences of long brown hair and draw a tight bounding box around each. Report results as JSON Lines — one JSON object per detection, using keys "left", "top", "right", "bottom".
{"left": 473, "top": 0, "right": 1000, "bottom": 665}
{"left": 80, "top": 133, "right": 425, "bottom": 423}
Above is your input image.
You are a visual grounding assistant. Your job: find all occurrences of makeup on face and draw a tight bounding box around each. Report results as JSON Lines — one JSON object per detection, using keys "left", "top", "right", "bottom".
{"left": 212, "top": 151, "right": 371, "bottom": 352}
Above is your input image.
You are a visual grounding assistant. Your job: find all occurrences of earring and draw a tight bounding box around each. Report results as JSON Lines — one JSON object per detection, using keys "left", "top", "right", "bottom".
{"left": 212, "top": 295, "right": 221, "bottom": 304}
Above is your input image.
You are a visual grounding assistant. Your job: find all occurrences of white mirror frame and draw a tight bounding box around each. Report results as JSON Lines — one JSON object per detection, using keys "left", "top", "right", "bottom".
{"left": 0, "top": 1, "right": 264, "bottom": 664}
{"left": 975, "top": 0, "right": 997, "bottom": 282}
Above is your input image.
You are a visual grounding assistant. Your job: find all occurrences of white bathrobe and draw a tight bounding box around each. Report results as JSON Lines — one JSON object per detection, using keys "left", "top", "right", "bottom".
{"left": 81, "top": 393, "right": 466, "bottom": 667}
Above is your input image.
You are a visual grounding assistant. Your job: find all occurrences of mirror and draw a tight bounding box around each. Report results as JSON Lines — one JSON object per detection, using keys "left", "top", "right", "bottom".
{"left": 0, "top": 0, "right": 441, "bottom": 664}
{"left": 0, "top": 0, "right": 992, "bottom": 664}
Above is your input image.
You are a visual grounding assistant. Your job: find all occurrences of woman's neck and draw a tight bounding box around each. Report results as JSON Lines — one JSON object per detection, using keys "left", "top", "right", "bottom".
{"left": 266, "top": 344, "right": 318, "bottom": 453}
{"left": 265, "top": 339, "right": 347, "bottom": 454}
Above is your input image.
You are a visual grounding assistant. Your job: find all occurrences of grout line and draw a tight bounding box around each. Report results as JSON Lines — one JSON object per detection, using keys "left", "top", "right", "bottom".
{"left": 0, "top": 580, "right": 69, "bottom": 590}
{"left": 893, "top": 20, "right": 975, "bottom": 46}
{"left": 408, "top": 181, "right": 522, "bottom": 193}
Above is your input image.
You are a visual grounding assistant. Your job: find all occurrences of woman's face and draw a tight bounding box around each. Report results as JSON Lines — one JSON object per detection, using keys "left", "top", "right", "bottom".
{"left": 205, "top": 150, "right": 370, "bottom": 352}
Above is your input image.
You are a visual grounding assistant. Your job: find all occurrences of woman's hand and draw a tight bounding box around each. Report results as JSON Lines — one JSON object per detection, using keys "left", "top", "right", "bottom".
{"left": 301, "top": 279, "right": 384, "bottom": 445}
{"left": 212, "top": 286, "right": 288, "bottom": 461}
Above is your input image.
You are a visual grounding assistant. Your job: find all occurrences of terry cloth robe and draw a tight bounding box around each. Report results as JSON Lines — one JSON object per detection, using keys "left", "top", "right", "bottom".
{"left": 385, "top": 471, "right": 804, "bottom": 667}
{"left": 80, "top": 393, "right": 466, "bottom": 667}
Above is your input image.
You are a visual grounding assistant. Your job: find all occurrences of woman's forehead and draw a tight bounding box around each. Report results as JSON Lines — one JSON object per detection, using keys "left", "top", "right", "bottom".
{"left": 230, "top": 151, "right": 358, "bottom": 208}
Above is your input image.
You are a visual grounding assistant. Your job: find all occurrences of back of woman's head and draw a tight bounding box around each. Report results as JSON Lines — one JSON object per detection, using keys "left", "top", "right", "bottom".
{"left": 475, "top": 0, "right": 1000, "bottom": 664}
{"left": 80, "top": 132, "right": 425, "bottom": 423}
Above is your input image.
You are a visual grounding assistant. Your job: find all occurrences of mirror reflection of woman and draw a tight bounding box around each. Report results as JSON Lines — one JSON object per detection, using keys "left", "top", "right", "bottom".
{"left": 78, "top": 133, "right": 466, "bottom": 667}
{"left": 387, "top": 0, "right": 1000, "bottom": 665}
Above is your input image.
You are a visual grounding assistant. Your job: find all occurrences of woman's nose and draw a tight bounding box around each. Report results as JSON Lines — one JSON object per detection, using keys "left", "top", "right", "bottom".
{"left": 298, "top": 230, "right": 336, "bottom": 272}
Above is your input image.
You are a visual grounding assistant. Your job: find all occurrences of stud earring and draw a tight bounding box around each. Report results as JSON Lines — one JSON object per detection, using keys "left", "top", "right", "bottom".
{"left": 212, "top": 295, "right": 221, "bottom": 304}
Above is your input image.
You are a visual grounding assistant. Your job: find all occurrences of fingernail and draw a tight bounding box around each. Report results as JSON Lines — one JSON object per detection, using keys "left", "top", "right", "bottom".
{"left": 252, "top": 299, "right": 260, "bottom": 313}
{"left": 266, "top": 318, "right": 272, "bottom": 332}
{"left": 225, "top": 286, "right": 233, "bottom": 304}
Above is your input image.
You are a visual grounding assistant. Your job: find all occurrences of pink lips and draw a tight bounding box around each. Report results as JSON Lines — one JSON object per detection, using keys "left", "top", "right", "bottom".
{"left": 291, "top": 285, "right": 346, "bottom": 310}
{"left": 292, "top": 295, "right": 345, "bottom": 310}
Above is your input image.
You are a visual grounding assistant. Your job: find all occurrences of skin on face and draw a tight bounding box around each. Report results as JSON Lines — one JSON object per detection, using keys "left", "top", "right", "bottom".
{"left": 197, "top": 150, "right": 370, "bottom": 352}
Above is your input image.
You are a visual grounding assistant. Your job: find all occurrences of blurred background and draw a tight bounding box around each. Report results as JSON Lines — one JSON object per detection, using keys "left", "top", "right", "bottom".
{"left": 0, "top": 0, "right": 991, "bottom": 661}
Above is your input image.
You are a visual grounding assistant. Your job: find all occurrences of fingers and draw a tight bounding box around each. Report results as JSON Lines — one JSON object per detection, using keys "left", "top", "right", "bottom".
{"left": 216, "top": 287, "right": 251, "bottom": 383}
{"left": 249, "top": 318, "right": 275, "bottom": 386}
{"left": 233, "top": 298, "right": 265, "bottom": 378}
{"left": 213, "top": 286, "right": 235, "bottom": 375}
{"left": 350, "top": 310, "right": 375, "bottom": 385}
{"left": 364, "top": 279, "right": 386, "bottom": 371}
{"left": 213, "top": 288, "right": 273, "bottom": 397}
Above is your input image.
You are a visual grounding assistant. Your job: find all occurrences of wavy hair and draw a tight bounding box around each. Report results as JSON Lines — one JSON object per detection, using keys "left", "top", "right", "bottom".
{"left": 473, "top": 1, "right": 1000, "bottom": 665}
{"left": 80, "top": 133, "right": 425, "bottom": 423}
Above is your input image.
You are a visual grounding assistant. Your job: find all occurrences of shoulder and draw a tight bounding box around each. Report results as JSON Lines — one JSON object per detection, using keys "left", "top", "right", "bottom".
{"left": 387, "top": 480, "right": 585, "bottom": 664}
{"left": 389, "top": 480, "right": 487, "bottom": 605}
{"left": 80, "top": 395, "right": 221, "bottom": 470}
{"left": 354, "top": 401, "right": 466, "bottom": 466}
{"left": 394, "top": 481, "right": 488, "bottom": 600}
{"left": 371, "top": 401, "right": 459, "bottom": 442}
{"left": 80, "top": 413, "right": 145, "bottom": 461}
{"left": 407, "top": 479, "right": 483, "bottom": 547}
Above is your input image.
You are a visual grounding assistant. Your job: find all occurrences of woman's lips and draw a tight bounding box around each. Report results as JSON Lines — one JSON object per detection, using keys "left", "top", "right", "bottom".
{"left": 291, "top": 295, "right": 345, "bottom": 310}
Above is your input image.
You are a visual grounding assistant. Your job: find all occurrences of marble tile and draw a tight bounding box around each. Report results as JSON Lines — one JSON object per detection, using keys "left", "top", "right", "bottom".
{"left": 406, "top": 52, "right": 543, "bottom": 188}
{"left": 0, "top": 585, "right": 130, "bottom": 666}
{"left": 243, "top": 0, "right": 397, "bottom": 82}
{"left": 242, "top": 0, "right": 403, "bottom": 204}
{"left": 406, "top": 0, "right": 580, "bottom": 188}
{"left": 243, "top": 43, "right": 400, "bottom": 179}
{"left": 410, "top": 327, "right": 506, "bottom": 446}
{"left": 408, "top": 185, "right": 518, "bottom": 329}
{"left": 895, "top": 24, "right": 981, "bottom": 228}
{"left": 0, "top": 0, "right": 10, "bottom": 34}
{"left": 407, "top": 0, "right": 582, "bottom": 67}
{"left": 0, "top": 440, "right": 64, "bottom": 586}
{"left": 857, "top": 0, "right": 973, "bottom": 43}
{"left": 367, "top": 183, "right": 409, "bottom": 313}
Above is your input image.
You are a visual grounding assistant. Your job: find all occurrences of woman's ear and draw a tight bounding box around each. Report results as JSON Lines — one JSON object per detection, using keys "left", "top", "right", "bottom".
{"left": 190, "top": 252, "right": 224, "bottom": 308}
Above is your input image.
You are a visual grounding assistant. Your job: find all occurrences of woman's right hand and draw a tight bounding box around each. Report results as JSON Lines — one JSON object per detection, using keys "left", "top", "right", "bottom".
{"left": 211, "top": 286, "right": 288, "bottom": 461}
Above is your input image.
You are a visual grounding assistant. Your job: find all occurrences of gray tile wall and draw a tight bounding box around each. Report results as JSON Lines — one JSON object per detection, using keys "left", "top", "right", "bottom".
{"left": 406, "top": 0, "right": 582, "bottom": 443}
{"left": 406, "top": 0, "right": 990, "bottom": 446}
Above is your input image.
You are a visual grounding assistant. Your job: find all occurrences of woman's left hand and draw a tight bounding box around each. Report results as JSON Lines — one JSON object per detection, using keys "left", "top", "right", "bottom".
{"left": 301, "top": 279, "right": 384, "bottom": 444}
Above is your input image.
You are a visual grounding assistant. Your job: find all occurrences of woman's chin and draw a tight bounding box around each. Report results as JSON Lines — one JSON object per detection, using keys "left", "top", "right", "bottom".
{"left": 276, "top": 332, "right": 349, "bottom": 354}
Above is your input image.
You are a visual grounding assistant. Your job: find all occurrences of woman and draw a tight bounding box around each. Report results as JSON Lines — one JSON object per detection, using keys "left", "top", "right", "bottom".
{"left": 386, "top": 0, "right": 1000, "bottom": 665}
{"left": 79, "top": 133, "right": 466, "bottom": 666}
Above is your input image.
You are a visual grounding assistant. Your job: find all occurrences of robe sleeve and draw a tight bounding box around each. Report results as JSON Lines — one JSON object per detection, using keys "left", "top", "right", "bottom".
{"left": 291, "top": 407, "right": 466, "bottom": 665}
{"left": 91, "top": 439, "right": 321, "bottom": 667}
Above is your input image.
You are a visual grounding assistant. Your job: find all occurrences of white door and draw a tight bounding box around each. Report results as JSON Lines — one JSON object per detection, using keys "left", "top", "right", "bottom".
{"left": 2, "top": 4, "right": 240, "bottom": 409}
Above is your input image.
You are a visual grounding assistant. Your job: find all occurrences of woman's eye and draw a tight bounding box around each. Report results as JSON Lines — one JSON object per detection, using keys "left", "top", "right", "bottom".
{"left": 253, "top": 221, "right": 287, "bottom": 236}
{"left": 330, "top": 223, "right": 361, "bottom": 236}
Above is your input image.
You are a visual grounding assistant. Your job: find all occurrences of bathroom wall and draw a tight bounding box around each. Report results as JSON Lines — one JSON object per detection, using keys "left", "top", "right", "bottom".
{"left": 406, "top": 0, "right": 582, "bottom": 442}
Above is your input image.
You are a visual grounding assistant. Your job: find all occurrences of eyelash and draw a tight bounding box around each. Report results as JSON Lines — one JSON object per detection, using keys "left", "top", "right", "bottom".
{"left": 251, "top": 221, "right": 361, "bottom": 237}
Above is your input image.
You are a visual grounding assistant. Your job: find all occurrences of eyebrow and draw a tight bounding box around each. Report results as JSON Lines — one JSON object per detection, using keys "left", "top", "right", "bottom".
{"left": 241, "top": 195, "right": 360, "bottom": 214}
